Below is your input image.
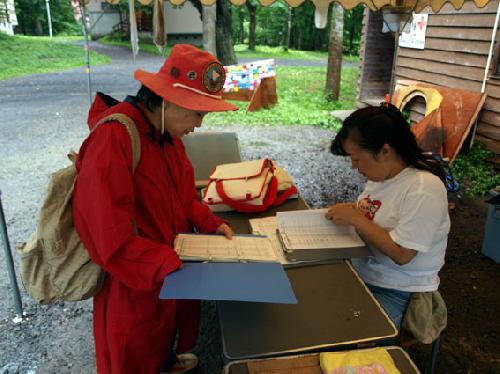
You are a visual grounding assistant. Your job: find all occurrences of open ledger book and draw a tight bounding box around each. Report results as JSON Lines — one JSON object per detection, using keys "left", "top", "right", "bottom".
{"left": 276, "top": 209, "right": 365, "bottom": 251}
{"left": 173, "top": 234, "right": 278, "bottom": 262}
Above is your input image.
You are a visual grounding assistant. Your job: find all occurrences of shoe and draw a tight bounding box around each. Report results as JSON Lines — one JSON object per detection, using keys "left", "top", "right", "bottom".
{"left": 162, "top": 353, "right": 199, "bottom": 374}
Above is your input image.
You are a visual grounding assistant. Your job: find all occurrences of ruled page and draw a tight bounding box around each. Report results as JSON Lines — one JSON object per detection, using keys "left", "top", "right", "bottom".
{"left": 277, "top": 209, "right": 364, "bottom": 250}
{"left": 174, "top": 234, "right": 278, "bottom": 262}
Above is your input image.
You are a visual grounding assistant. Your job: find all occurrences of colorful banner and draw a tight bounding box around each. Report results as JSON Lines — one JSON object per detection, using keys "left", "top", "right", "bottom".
{"left": 223, "top": 59, "right": 276, "bottom": 93}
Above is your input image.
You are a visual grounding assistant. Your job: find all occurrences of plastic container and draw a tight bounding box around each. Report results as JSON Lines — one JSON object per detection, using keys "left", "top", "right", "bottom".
{"left": 482, "top": 187, "right": 500, "bottom": 263}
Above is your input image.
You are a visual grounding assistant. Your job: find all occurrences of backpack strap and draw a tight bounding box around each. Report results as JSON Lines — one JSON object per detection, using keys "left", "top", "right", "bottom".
{"left": 93, "top": 113, "right": 141, "bottom": 172}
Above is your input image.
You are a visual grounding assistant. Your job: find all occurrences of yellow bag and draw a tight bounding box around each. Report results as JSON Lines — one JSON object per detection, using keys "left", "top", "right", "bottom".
{"left": 320, "top": 348, "right": 400, "bottom": 374}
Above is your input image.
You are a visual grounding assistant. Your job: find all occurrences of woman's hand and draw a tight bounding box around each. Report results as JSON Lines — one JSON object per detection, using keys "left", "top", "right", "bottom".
{"left": 325, "top": 203, "right": 363, "bottom": 226}
{"left": 216, "top": 223, "right": 233, "bottom": 239}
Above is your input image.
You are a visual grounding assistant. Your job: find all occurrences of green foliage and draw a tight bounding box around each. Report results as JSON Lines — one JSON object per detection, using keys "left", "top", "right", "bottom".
{"left": 255, "top": 2, "right": 289, "bottom": 47}
{"left": 343, "top": 5, "right": 364, "bottom": 56}
{"left": 451, "top": 143, "right": 500, "bottom": 197}
{"left": 231, "top": 1, "right": 363, "bottom": 56}
{"left": 14, "top": 0, "right": 81, "bottom": 36}
{"left": 290, "top": 1, "right": 328, "bottom": 51}
{"left": 204, "top": 66, "right": 358, "bottom": 129}
{"left": 0, "top": 35, "right": 110, "bottom": 80}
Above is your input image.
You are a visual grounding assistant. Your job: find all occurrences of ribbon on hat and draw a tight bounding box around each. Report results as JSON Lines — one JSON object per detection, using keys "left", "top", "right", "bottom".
{"left": 172, "top": 83, "right": 223, "bottom": 99}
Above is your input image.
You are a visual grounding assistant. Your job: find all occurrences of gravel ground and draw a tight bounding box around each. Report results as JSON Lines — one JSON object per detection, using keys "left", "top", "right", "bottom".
{"left": 0, "top": 43, "right": 364, "bottom": 373}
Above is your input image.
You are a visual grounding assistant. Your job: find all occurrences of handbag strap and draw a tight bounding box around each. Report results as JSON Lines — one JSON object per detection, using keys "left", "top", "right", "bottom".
{"left": 271, "top": 185, "right": 298, "bottom": 207}
{"left": 215, "top": 176, "right": 279, "bottom": 213}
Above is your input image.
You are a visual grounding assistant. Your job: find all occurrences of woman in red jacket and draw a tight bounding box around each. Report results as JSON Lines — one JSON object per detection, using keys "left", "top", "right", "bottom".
{"left": 73, "top": 44, "right": 236, "bottom": 374}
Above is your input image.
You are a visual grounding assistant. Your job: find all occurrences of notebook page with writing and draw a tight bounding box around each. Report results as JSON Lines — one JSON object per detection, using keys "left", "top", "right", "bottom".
{"left": 249, "top": 216, "right": 290, "bottom": 265}
{"left": 174, "top": 234, "right": 278, "bottom": 262}
{"left": 277, "top": 209, "right": 364, "bottom": 251}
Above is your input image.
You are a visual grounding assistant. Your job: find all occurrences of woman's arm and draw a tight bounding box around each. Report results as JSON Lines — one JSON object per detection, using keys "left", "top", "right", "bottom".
{"left": 326, "top": 204, "right": 417, "bottom": 265}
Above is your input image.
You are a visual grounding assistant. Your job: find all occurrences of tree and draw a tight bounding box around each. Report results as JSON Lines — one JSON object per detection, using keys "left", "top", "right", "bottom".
{"left": 246, "top": 0, "right": 256, "bottom": 50}
{"left": 290, "top": 1, "right": 327, "bottom": 51}
{"left": 283, "top": 5, "right": 292, "bottom": 51}
{"left": 343, "top": 5, "right": 364, "bottom": 55}
{"left": 325, "top": 2, "right": 343, "bottom": 100}
{"left": 15, "top": 0, "right": 79, "bottom": 35}
{"left": 216, "top": 0, "right": 236, "bottom": 65}
{"left": 238, "top": 6, "right": 244, "bottom": 44}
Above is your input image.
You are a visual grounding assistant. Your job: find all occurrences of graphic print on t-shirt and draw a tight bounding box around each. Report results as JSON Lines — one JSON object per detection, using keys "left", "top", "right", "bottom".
{"left": 358, "top": 196, "right": 382, "bottom": 220}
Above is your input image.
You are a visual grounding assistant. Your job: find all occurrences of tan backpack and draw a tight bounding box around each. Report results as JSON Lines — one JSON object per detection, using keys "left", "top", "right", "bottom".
{"left": 16, "top": 114, "right": 141, "bottom": 304}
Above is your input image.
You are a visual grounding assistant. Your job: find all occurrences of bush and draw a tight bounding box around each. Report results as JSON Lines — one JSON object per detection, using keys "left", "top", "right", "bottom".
{"left": 451, "top": 143, "right": 500, "bottom": 197}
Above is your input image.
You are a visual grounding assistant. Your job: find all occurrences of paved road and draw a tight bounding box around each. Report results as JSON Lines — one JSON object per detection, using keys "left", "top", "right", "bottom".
{"left": 0, "top": 41, "right": 357, "bottom": 160}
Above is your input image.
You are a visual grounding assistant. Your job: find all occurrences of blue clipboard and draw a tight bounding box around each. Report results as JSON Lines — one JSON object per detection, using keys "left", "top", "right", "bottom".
{"left": 160, "top": 262, "right": 297, "bottom": 304}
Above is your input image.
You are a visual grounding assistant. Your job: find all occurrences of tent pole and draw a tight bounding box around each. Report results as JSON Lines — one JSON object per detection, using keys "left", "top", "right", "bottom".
{"left": 45, "top": 0, "right": 53, "bottom": 38}
{"left": 469, "top": 0, "right": 500, "bottom": 146}
{"left": 80, "top": 4, "right": 93, "bottom": 107}
{"left": 481, "top": 0, "right": 500, "bottom": 94}
{"left": 389, "top": 31, "right": 399, "bottom": 101}
{"left": 0, "top": 191, "right": 24, "bottom": 320}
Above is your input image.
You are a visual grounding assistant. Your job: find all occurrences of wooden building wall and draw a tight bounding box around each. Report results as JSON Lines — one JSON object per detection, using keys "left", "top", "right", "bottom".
{"left": 358, "top": 1, "right": 500, "bottom": 159}
{"left": 358, "top": 10, "right": 395, "bottom": 105}
{"left": 392, "top": 0, "right": 500, "bottom": 157}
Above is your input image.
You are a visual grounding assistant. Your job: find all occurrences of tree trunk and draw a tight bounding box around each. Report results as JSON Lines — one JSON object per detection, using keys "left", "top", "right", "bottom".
{"left": 349, "top": 18, "right": 355, "bottom": 54}
{"left": 216, "top": 0, "right": 237, "bottom": 65}
{"left": 246, "top": 0, "right": 256, "bottom": 51}
{"left": 202, "top": 4, "right": 217, "bottom": 56}
{"left": 238, "top": 7, "right": 244, "bottom": 44}
{"left": 325, "top": 3, "right": 344, "bottom": 101}
{"left": 35, "top": 19, "right": 43, "bottom": 36}
{"left": 283, "top": 6, "right": 292, "bottom": 51}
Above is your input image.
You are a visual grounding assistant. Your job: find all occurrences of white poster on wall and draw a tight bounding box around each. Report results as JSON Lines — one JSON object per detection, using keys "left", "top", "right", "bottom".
{"left": 399, "top": 13, "right": 428, "bottom": 50}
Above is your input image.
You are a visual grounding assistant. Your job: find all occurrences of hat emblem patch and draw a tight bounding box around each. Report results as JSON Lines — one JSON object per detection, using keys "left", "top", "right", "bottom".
{"left": 170, "top": 67, "right": 180, "bottom": 78}
{"left": 203, "top": 62, "right": 225, "bottom": 93}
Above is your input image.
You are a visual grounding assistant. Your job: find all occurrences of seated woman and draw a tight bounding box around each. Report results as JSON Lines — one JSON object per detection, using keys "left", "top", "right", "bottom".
{"left": 326, "top": 103, "right": 450, "bottom": 329}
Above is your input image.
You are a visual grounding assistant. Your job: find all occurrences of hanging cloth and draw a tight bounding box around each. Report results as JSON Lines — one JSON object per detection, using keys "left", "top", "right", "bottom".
{"left": 129, "top": 0, "right": 140, "bottom": 60}
{"left": 153, "top": 0, "right": 167, "bottom": 55}
{"left": 311, "top": 0, "right": 333, "bottom": 29}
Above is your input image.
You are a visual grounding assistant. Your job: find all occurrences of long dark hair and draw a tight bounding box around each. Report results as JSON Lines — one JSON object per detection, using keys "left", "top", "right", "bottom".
{"left": 330, "top": 103, "right": 445, "bottom": 183}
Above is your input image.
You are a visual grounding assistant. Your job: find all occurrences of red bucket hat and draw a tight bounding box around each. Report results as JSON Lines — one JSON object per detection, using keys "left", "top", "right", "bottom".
{"left": 134, "top": 44, "right": 238, "bottom": 112}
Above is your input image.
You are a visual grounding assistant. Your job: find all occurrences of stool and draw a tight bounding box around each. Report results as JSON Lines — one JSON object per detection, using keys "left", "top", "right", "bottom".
{"left": 401, "top": 334, "right": 441, "bottom": 374}
{"left": 400, "top": 291, "right": 447, "bottom": 374}
{"left": 428, "top": 335, "right": 440, "bottom": 374}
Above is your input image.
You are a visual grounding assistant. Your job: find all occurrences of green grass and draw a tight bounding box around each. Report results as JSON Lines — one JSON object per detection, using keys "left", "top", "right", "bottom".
{"left": 204, "top": 66, "right": 358, "bottom": 130}
{"left": 451, "top": 143, "right": 500, "bottom": 197}
{"left": 342, "top": 54, "right": 360, "bottom": 63}
{"left": 234, "top": 44, "right": 328, "bottom": 60}
{"left": 0, "top": 34, "right": 111, "bottom": 80}
{"left": 99, "top": 34, "right": 172, "bottom": 56}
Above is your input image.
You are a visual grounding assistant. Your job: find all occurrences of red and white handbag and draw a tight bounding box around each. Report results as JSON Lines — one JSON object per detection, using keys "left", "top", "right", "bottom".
{"left": 202, "top": 159, "right": 298, "bottom": 213}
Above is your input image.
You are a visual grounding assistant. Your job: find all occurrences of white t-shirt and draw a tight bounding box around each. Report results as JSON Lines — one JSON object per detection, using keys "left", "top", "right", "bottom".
{"left": 351, "top": 167, "right": 450, "bottom": 292}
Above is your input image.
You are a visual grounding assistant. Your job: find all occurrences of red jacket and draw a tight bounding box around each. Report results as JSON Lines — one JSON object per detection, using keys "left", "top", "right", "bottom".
{"left": 73, "top": 93, "right": 224, "bottom": 374}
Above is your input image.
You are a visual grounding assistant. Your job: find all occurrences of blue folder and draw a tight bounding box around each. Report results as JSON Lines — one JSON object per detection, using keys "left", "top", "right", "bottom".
{"left": 160, "top": 262, "right": 297, "bottom": 304}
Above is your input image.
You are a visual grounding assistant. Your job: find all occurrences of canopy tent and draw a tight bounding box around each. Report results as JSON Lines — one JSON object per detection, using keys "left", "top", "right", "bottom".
{"left": 98, "top": 0, "right": 492, "bottom": 12}
{"left": 3, "top": 0, "right": 499, "bottom": 324}
{"left": 80, "top": 0, "right": 495, "bottom": 31}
